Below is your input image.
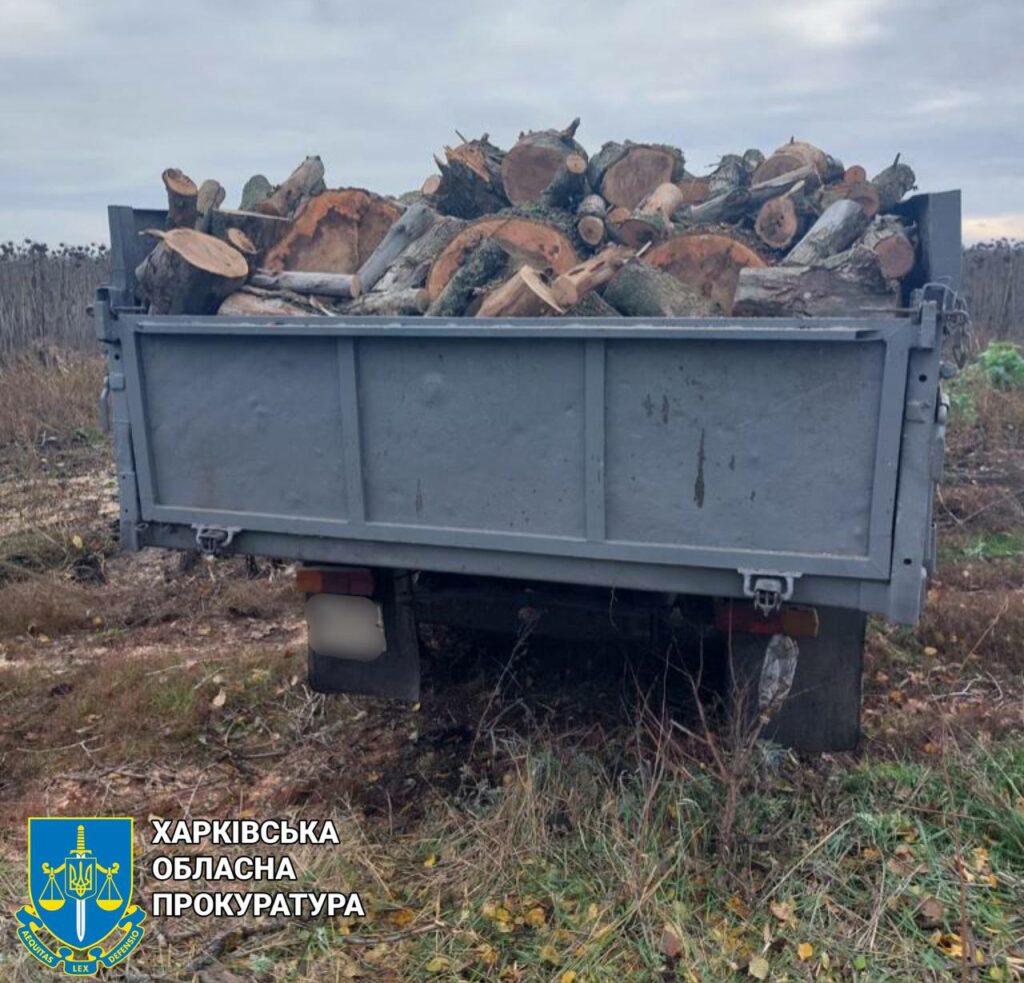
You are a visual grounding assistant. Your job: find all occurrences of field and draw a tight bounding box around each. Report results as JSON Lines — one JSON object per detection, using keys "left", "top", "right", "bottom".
{"left": 0, "top": 249, "right": 1022, "bottom": 981}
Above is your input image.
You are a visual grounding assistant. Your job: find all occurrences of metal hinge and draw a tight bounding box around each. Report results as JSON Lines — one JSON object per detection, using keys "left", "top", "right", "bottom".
{"left": 739, "top": 570, "right": 800, "bottom": 615}
{"left": 913, "top": 283, "right": 972, "bottom": 369}
{"left": 192, "top": 525, "right": 241, "bottom": 556}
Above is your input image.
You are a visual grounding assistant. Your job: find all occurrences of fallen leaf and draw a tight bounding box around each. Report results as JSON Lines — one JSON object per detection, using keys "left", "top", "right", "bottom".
{"left": 389, "top": 908, "right": 416, "bottom": 928}
{"left": 748, "top": 955, "right": 770, "bottom": 980}
{"left": 770, "top": 900, "right": 793, "bottom": 923}
{"left": 71, "top": 534, "right": 84, "bottom": 550}
{"left": 559, "top": 973, "right": 578, "bottom": 983}
{"left": 211, "top": 688, "right": 227, "bottom": 708}
{"left": 424, "top": 955, "right": 449, "bottom": 972}
{"left": 923, "top": 646, "right": 938, "bottom": 657}
{"left": 796, "top": 942, "right": 814, "bottom": 961}
{"left": 525, "top": 906, "right": 547, "bottom": 928}
{"left": 539, "top": 944, "right": 561, "bottom": 966}
{"left": 423, "top": 854, "right": 438, "bottom": 868}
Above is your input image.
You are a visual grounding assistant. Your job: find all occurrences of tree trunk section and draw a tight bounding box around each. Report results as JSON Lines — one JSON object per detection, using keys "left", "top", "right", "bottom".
{"left": 342, "top": 287, "right": 430, "bottom": 316}
{"left": 264, "top": 189, "right": 400, "bottom": 274}
{"left": 209, "top": 209, "right": 291, "bottom": 261}
{"left": 871, "top": 160, "right": 916, "bottom": 212}
{"left": 551, "top": 244, "right": 633, "bottom": 308}
{"left": 643, "top": 232, "right": 767, "bottom": 313}
{"left": 218, "top": 290, "right": 319, "bottom": 316}
{"left": 501, "top": 118, "right": 586, "bottom": 207}
{"left": 604, "top": 261, "right": 715, "bottom": 317}
{"left": 562, "top": 292, "right": 620, "bottom": 318}
{"left": 614, "top": 182, "right": 684, "bottom": 248}
{"left": 372, "top": 215, "right": 466, "bottom": 293}
{"left": 589, "top": 141, "right": 686, "bottom": 209}
{"left": 476, "top": 265, "right": 564, "bottom": 318}
{"left": 858, "top": 215, "right": 917, "bottom": 280}
{"left": 752, "top": 140, "right": 833, "bottom": 184}
{"left": 576, "top": 194, "right": 608, "bottom": 247}
{"left": 539, "top": 153, "right": 588, "bottom": 210}
{"left": 785, "top": 199, "right": 871, "bottom": 266}
{"left": 844, "top": 165, "right": 867, "bottom": 183}
{"left": 356, "top": 203, "right": 437, "bottom": 292}
{"left": 733, "top": 249, "right": 897, "bottom": 317}
{"left": 225, "top": 228, "right": 258, "bottom": 272}
{"left": 817, "top": 180, "right": 880, "bottom": 219}
{"left": 136, "top": 228, "right": 248, "bottom": 314}
{"left": 195, "top": 180, "right": 226, "bottom": 232}
{"left": 431, "top": 135, "right": 508, "bottom": 218}
{"left": 250, "top": 269, "right": 362, "bottom": 299}
{"left": 426, "top": 239, "right": 510, "bottom": 316}
{"left": 163, "top": 168, "right": 198, "bottom": 229}
{"left": 256, "top": 156, "right": 326, "bottom": 217}
{"left": 239, "top": 174, "right": 274, "bottom": 211}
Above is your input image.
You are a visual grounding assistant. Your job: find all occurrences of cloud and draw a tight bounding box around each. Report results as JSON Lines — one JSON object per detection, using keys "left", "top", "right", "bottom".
{"left": 964, "top": 214, "right": 1024, "bottom": 244}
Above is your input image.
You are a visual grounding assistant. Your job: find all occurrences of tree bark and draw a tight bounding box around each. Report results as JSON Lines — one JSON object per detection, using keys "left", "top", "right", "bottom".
{"left": 551, "top": 244, "right": 634, "bottom": 308}
{"left": 256, "top": 156, "right": 326, "bottom": 218}
{"left": 476, "top": 265, "right": 564, "bottom": 317}
{"left": 209, "top": 209, "right": 291, "bottom": 261}
{"left": 501, "top": 118, "right": 587, "bottom": 207}
{"left": 426, "top": 238, "right": 510, "bottom": 316}
{"left": 785, "top": 199, "right": 871, "bottom": 266}
{"left": 871, "top": 159, "right": 916, "bottom": 212}
{"left": 562, "top": 292, "right": 621, "bottom": 318}
{"left": 225, "top": 228, "right": 258, "bottom": 272}
{"left": 576, "top": 194, "right": 608, "bottom": 247}
{"left": 264, "top": 189, "right": 400, "bottom": 274}
{"left": 604, "top": 260, "right": 715, "bottom": 317}
{"left": 538, "top": 153, "right": 588, "bottom": 210}
{"left": 239, "top": 174, "right": 274, "bottom": 211}
{"left": 643, "top": 232, "right": 767, "bottom": 313}
{"left": 356, "top": 203, "right": 437, "bottom": 291}
{"left": 614, "top": 182, "right": 684, "bottom": 247}
{"left": 195, "top": 180, "right": 226, "bottom": 232}
{"left": 136, "top": 228, "right": 248, "bottom": 314}
{"left": 844, "top": 165, "right": 867, "bottom": 183}
{"left": 752, "top": 140, "right": 834, "bottom": 184}
{"left": 706, "top": 154, "right": 753, "bottom": 197}
{"left": 588, "top": 141, "right": 687, "bottom": 209}
{"left": 218, "top": 290, "right": 320, "bottom": 316}
{"left": 342, "top": 287, "right": 430, "bottom": 316}
{"left": 250, "top": 269, "right": 362, "bottom": 299}
{"left": 858, "top": 215, "right": 917, "bottom": 280}
{"left": 372, "top": 215, "right": 466, "bottom": 293}
{"left": 733, "top": 248, "right": 897, "bottom": 317}
{"left": 420, "top": 174, "right": 441, "bottom": 196}
{"left": 754, "top": 190, "right": 817, "bottom": 250}
{"left": 431, "top": 134, "right": 508, "bottom": 218}
{"left": 817, "top": 180, "right": 880, "bottom": 219}
{"left": 163, "top": 168, "right": 198, "bottom": 229}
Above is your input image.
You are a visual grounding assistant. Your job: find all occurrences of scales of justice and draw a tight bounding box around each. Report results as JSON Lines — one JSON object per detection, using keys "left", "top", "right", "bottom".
{"left": 37, "top": 824, "right": 123, "bottom": 944}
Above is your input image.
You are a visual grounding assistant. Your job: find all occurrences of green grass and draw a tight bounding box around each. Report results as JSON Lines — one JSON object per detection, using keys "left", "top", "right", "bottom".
{"left": 940, "top": 530, "right": 1024, "bottom": 562}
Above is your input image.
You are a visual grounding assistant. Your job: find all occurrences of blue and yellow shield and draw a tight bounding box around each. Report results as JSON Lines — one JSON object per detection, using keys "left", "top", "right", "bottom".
{"left": 17, "top": 817, "right": 146, "bottom": 974}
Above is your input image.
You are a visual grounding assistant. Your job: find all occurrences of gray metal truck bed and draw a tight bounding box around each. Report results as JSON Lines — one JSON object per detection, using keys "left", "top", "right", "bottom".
{"left": 98, "top": 192, "right": 960, "bottom": 626}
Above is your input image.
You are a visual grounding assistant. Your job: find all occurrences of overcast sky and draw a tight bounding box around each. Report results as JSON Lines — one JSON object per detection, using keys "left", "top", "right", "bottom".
{"left": 1, "top": 0, "right": 1021, "bottom": 245}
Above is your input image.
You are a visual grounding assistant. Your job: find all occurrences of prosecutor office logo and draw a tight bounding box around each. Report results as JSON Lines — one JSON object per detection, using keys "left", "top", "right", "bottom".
{"left": 15, "top": 817, "right": 146, "bottom": 975}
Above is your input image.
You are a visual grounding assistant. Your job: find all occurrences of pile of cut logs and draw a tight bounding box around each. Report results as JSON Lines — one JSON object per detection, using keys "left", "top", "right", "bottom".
{"left": 135, "top": 122, "right": 921, "bottom": 320}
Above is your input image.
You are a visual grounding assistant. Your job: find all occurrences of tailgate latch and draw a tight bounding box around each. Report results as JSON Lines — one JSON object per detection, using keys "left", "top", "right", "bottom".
{"left": 193, "top": 525, "right": 241, "bottom": 556}
{"left": 739, "top": 570, "right": 799, "bottom": 615}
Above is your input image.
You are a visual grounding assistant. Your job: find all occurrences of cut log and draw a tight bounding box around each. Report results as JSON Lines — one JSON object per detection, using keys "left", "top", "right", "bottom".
{"left": 343, "top": 287, "right": 430, "bottom": 316}
{"left": 676, "top": 176, "right": 712, "bottom": 205}
{"left": 614, "top": 182, "right": 684, "bottom": 248}
{"left": 707, "top": 154, "right": 752, "bottom": 197}
{"left": 218, "top": 290, "right": 318, "bottom": 317}
{"left": 785, "top": 199, "right": 871, "bottom": 266}
{"left": 476, "top": 265, "right": 564, "bottom": 318}
{"left": 136, "top": 228, "right": 248, "bottom": 315}
{"left": 588, "top": 141, "right": 686, "bottom": 210}
{"left": 603, "top": 260, "right": 715, "bottom": 317}
{"left": 844, "top": 165, "right": 867, "bottom": 183}
{"left": 686, "top": 187, "right": 752, "bottom": 226}
{"left": 858, "top": 215, "right": 916, "bottom": 279}
{"left": 817, "top": 180, "right": 880, "bottom": 219}
{"left": 425, "top": 215, "right": 578, "bottom": 299}
{"left": 195, "top": 180, "right": 226, "bottom": 232}
{"left": 264, "top": 189, "right": 400, "bottom": 274}
{"left": 733, "top": 247, "right": 897, "bottom": 317}
{"left": 752, "top": 140, "right": 832, "bottom": 184}
{"left": 426, "top": 239, "right": 510, "bottom": 317}
{"left": 755, "top": 196, "right": 802, "bottom": 250}
{"left": 871, "top": 158, "right": 916, "bottom": 212}
{"left": 643, "top": 232, "right": 767, "bottom": 313}
{"left": 209, "top": 209, "right": 290, "bottom": 260}
{"left": 225, "top": 228, "right": 258, "bottom": 272}
{"left": 372, "top": 215, "right": 466, "bottom": 293}
{"left": 551, "top": 244, "right": 634, "bottom": 308}
{"left": 162, "top": 168, "right": 198, "bottom": 229}
{"left": 539, "top": 153, "right": 588, "bottom": 210}
{"left": 501, "top": 118, "right": 586, "bottom": 207}
{"left": 743, "top": 148, "right": 766, "bottom": 171}
{"left": 431, "top": 134, "right": 508, "bottom": 218}
{"left": 256, "top": 156, "right": 326, "bottom": 218}
{"left": 250, "top": 269, "right": 362, "bottom": 299}
{"left": 421, "top": 174, "right": 442, "bottom": 196}
{"left": 562, "top": 292, "right": 620, "bottom": 318}
{"left": 576, "top": 194, "right": 608, "bottom": 247}
{"left": 356, "top": 203, "right": 437, "bottom": 291}
{"left": 240, "top": 174, "right": 273, "bottom": 211}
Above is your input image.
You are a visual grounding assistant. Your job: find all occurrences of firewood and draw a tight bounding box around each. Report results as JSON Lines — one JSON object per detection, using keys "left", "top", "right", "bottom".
{"left": 209, "top": 209, "right": 290, "bottom": 260}
{"left": 539, "top": 153, "right": 588, "bottom": 210}
{"left": 356, "top": 203, "right": 437, "bottom": 292}
{"left": 551, "top": 244, "right": 634, "bottom": 308}
{"left": 342, "top": 288, "right": 431, "bottom": 316}
{"left": 136, "top": 228, "right": 248, "bottom": 314}
{"left": 676, "top": 175, "right": 712, "bottom": 205}
{"left": 871, "top": 158, "right": 916, "bottom": 212}
{"left": 754, "top": 196, "right": 803, "bottom": 250}
{"left": 844, "top": 165, "right": 867, "bottom": 183}
{"left": 225, "top": 228, "right": 258, "bottom": 272}
{"left": 256, "top": 156, "right": 326, "bottom": 217}
{"left": 588, "top": 141, "right": 687, "bottom": 210}
{"left": 476, "top": 265, "right": 564, "bottom": 318}
{"left": 576, "top": 194, "right": 608, "bottom": 247}
{"left": 239, "top": 174, "right": 273, "bottom": 211}
{"left": 264, "top": 189, "right": 400, "bottom": 274}
{"left": 733, "top": 247, "right": 897, "bottom": 317}
{"left": 421, "top": 174, "right": 442, "bottom": 196}
{"left": 858, "top": 215, "right": 916, "bottom": 280}
{"left": 502, "top": 118, "right": 587, "bottom": 207}
{"left": 743, "top": 148, "right": 766, "bottom": 171}
{"left": 427, "top": 239, "right": 510, "bottom": 317}
{"left": 644, "top": 232, "right": 767, "bottom": 313}
{"left": 785, "top": 199, "right": 871, "bottom": 266}
{"left": 817, "top": 180, "right": 880, "bottom": 219}
{"left": 603, "top": 260, "right": 715, "bottom": 317}
{"left": 686, "top": 188, "right": 751, "bottom": 226}
{"left": 562, "top": 292, "right": 620, "bottom": 318}
{"left": 614, "top": 183, "right": 684, "bottom": 247}
{"left": 218, "top": 290, "right": 318, "bottom": 316}
{"left": 162, "top": 168, "right": 198, "bottom": 229}
{"left": 752, "top": 139, "right": 839, "bottom": 184}
{"left": 372, "top": 215, "right": 466, "bottom": 294}
{"left": 425, "top": 214, "right": 578, "bottom": 300}
{"left": 195, "top": 180, "right": 226, "bottom": 232}
{"left": 250, "top": 269, "right": 362, "bottom": 299}
{"left": 431, "top": 134, "right": 508, "bottom": 218}
{"left": 706, "top": 154, "right": 753, "bottom": 197}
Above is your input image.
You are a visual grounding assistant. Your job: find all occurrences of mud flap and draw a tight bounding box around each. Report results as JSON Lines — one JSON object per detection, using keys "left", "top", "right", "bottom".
{"left": 307, "top": 571, "right": 421, "bottom": 701}
{"left": 728, "top": 606, "right": 866, "bottom": 752}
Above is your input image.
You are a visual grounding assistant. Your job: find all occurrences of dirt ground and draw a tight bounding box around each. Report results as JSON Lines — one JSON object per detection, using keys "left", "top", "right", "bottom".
{"left": 1, "top": 357, "right": 1022, "bottom": 982}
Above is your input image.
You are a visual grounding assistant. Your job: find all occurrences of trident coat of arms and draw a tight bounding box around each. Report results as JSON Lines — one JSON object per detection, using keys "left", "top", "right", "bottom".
{"left": 16, "top": 817, "right": 146, "bottom": 975}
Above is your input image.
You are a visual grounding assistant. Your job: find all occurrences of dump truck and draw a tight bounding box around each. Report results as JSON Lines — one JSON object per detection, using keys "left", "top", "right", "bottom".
{"left": 96, "top": 190, "right": 964, "bottom": 751}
